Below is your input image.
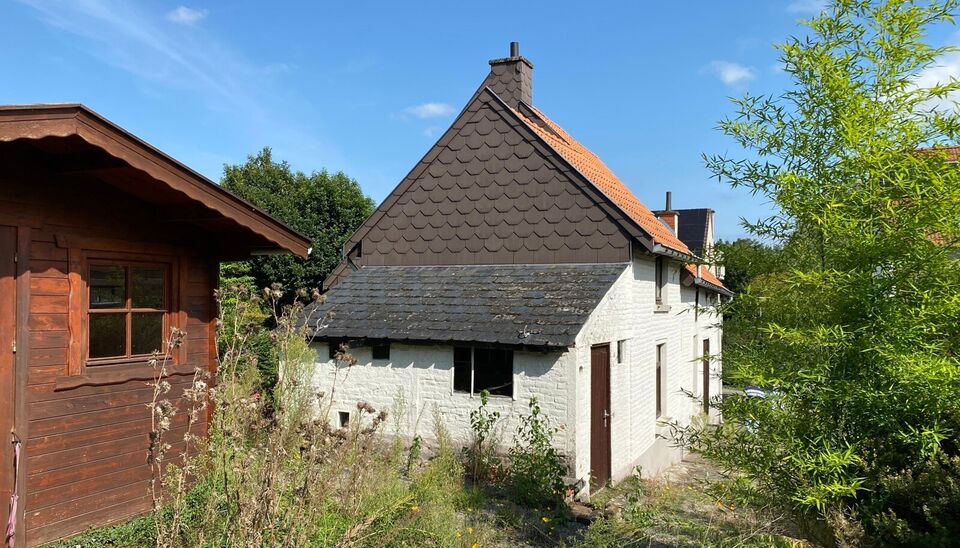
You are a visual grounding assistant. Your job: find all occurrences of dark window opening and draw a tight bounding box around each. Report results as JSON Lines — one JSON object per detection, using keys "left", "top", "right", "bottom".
{"left": 329, "top": 339, "right": 348, "bottom": 360}
{"left": 453, "top": 346, "right": 513, "bottom": 397}
{"left": 656, "top": 343, "right": 665, "bottom": 418}
{"left": 372, "top": 343, "right": 390, "bottom": 360}
{"left": 338, "top": 411, "right": 350, "bottom": 428}
{"left": 453, "top": 346, "right": 472, "bottom": 393}
{"left": 655, "top": 257, "right": 666, "bottom": 305}
{"left": 88, "top": 263, "right": 168, "bottom": 362}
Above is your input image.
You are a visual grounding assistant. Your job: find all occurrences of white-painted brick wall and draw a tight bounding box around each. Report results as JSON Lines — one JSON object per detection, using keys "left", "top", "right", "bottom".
{"left": 573, "top": 250, "right": 723, "bottom": 484}
{"left": 307, "top": 253, "right": 724, "bottom": 492}
{"left": 309, "top": 342, "right": 577, "bottom": 459}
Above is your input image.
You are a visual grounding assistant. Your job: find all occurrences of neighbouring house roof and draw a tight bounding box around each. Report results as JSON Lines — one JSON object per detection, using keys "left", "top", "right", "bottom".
{"left": 684, "top": 264, "right": 733, "bottom": 297}
{"left": 0, "top": 103, "right": 311, "bottom": 257}
{"left": 298, "top": 263, "right": 627, "bottom": 349}
{"left": 674, "top": 208, "right": 712, "bottom": 257}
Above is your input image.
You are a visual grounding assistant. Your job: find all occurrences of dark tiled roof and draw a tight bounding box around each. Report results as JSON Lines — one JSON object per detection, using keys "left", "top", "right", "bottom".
{"left": 300, "top": 263, "right": 627, "bottom": 349}
{"left": 675, "top": 208, "right": 711, "bottom": 256}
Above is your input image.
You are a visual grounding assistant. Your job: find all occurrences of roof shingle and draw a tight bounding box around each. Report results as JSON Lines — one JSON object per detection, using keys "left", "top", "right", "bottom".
{"left": 299, "top": 263, "right": 627, "bottom": 349}
{"left": 513, "top": 104, "right": 692, "bottom": 255}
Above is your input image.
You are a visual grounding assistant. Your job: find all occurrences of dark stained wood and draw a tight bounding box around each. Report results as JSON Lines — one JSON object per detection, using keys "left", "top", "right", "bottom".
{"left": 702, "top": 338, "right": 710, "bottom": 414}
{"left": 0, "top": 149, "right": 220, "bottom": 545}
{"left": 0, "top": 104, "right": 306, "bottom": 545}
{"left": 0, "top": 105, "right": 310, "bottom": 258}
{"left": 0, "top": 226, "right": 17, "bottom": 541}
{"left": 590, "top": 343, "right": 611, "bottom": 490}
{"left": 14, "top": 226, "right": 31, "bottom": 548}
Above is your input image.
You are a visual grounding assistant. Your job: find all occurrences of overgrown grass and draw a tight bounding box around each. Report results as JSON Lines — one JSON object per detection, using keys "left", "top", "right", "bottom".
{"left": 575, "top": 469, "right": 808, "bottom": 547}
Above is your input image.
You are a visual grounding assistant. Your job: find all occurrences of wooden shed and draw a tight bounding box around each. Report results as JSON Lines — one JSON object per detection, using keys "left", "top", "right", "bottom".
{"left": 0, "top": 104, "right": 310, "bottom": 546}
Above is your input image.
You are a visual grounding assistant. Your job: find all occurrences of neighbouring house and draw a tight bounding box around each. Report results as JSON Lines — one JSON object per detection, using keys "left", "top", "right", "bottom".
{"left": 0, "top": 104, "right": 310, "bottom": 546}
{"left": 299, "top": 44, "right": 731, "bottom": 496}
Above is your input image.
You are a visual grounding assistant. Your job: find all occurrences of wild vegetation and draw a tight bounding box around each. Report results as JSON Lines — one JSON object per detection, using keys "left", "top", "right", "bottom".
{"left": 684, "top": 0, "right": 960, "bottom": 545}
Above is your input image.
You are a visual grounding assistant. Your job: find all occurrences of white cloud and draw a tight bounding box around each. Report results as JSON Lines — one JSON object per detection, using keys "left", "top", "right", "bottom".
{"left": 404, "top": 102, "right": 454, "bottom": 119}
{"left": 787, "top": 0, "right": 828, "bottom": 14}
{"left": 912, "top": 51, "right": 960, "bottom": 111}
{"left": 166, "top": 6, "right": 207, "bottom": 25}
{"left": 422, "top": 126, "right": 440, "bottom": 137}
{"left": 705, "top": 61, "right": 757, "bottom": 86}
{"left": 13, "top": 0, "right": 342, "bottom": 178}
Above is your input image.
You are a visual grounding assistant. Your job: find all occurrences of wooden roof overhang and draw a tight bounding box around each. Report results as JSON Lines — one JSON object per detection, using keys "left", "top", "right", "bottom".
{"left": 0, "top": 104, "right": 311, "bottom": 259}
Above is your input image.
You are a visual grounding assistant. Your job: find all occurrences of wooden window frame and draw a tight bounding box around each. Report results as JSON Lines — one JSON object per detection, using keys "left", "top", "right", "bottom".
{"left": 65, "top": 247, "right": 182, "bottom": 379}
{"left": 86, "top": 259, "right": 172, "bottom": 366}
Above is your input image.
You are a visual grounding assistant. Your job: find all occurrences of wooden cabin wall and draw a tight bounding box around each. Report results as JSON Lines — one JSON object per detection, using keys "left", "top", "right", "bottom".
{"left": 0, "top": 156, "right": 219, "bottom": 545}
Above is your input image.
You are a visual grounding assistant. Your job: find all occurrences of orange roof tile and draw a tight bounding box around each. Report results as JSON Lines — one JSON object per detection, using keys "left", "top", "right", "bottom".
{"left": 514, "top": 104, "right": 692, "bottom": 255}
{"left": 684, "top": 263, "right": 729, "bottom": 294}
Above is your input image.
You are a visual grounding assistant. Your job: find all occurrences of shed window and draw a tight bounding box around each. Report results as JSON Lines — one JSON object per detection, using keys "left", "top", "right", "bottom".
{"left": 88, "top": 263, "right": 169, "bottom": 362}
{"left": 453, "top": 346, "right": 513, "bottom": 397}
{"left": 328, "top": 339, "right": 347, "bottom": 360}
{"left": 372, "top": 343, "right": 390, "bottom": 360}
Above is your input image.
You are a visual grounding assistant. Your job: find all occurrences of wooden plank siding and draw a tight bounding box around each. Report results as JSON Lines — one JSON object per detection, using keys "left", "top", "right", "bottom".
{"left": 0, "top": 155, "right": 219, "bottom": 545}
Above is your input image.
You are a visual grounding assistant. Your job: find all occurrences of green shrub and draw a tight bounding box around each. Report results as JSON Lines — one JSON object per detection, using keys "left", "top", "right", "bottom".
{"left": 503, "top": 397, "right": 567, "bottom": 507}
{"left": 467, "top": 389, "right": 501, "bottom": 482}
{"left": 866, "top": 454, "right": 960, "bottom": 546}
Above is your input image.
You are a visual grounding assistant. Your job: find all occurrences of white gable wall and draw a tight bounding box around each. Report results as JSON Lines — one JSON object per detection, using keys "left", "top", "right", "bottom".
{"left": 573, "top": 249, "right": 723, "bottom": 485}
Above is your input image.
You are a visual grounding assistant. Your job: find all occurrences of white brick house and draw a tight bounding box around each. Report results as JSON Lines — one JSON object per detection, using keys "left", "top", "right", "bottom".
{"left": 301, "top": 43, "right": 730, "bottom": 494}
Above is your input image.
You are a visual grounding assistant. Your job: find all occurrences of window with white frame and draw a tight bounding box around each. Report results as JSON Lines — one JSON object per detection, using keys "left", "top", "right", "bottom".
{"left": 616, "top": 339, "right": 628, "bottom": 364}
{"left": 453, "top": 346, "right": 513, "bottom": 397}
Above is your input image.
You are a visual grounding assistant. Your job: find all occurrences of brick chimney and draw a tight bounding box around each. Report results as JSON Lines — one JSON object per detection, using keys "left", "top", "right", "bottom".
{"left": 655, "top": 191, "right": 679, "bottom": 234}
{"left": 483, "top": 41, "right": 533, "bottom": 108}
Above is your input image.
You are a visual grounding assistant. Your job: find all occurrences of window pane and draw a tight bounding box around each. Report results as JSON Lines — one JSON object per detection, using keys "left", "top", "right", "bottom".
{"left": 89, "top": 313, "right": 125, "bottom": 359}
{"left": 132, "top": 267, "right": 165, "bottom": 309}
{"left": 131, "top": 313, "right": 164, "bottom": 355}
{"left": 372, "top": 343, "right": 390, "bottom": 360}
{"left": 474, "top": 348, "right": 513, "bottom": 397}
{"left": 90, "top": 266, "right": 126, "bottom": 309}
{"left": 453, "top": 347, "right": 471, "bottom": 393}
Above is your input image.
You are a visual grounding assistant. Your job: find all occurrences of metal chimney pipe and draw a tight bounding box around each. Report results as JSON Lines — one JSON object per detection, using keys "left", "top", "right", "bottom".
{"left": 665, "top": 191, "right": 673, "bottom": 211}
{"left": 510, "top": 42, "right": 520, "bottom": 57}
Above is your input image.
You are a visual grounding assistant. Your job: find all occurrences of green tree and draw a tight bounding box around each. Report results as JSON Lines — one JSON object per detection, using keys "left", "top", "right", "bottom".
{"left": 713, "top": 238, "right": 786, "bottom": 294}
{"left": 687, "top": 1, "right": 960, "bottom": 545}
{"left": 221, "top": 147, "right": 375, "bottom": 294}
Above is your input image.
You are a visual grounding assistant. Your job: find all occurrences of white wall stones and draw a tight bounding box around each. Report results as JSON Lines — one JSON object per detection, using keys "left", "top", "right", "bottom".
{"left": 307, "top": 252, "right": 724, "bottom": 493}
{"left": 573, "top": 250, "right": 724, "bottom": 486}
{"left": 309, "top": 342, "right": 577, "bottom": 458}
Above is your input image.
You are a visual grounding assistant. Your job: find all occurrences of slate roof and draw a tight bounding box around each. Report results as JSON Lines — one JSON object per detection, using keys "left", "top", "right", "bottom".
{"left": 299, "top": 263, "right": 627, "bottom": 349}
{"left": 675, "top": 208, "right": 712, "bottom": 256}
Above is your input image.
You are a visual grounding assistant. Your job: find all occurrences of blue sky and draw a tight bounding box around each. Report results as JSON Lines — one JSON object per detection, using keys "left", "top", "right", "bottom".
{"left": 2, "top": 1, "right": 957, "bottom": 240}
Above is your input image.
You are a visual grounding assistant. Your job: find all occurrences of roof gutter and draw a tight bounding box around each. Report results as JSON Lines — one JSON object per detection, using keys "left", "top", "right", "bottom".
{"left": 652, "top": 243, "right": 696, "bottom": 263}
{"left": 693, "top": 275, "right": 734, "bottom": 298}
